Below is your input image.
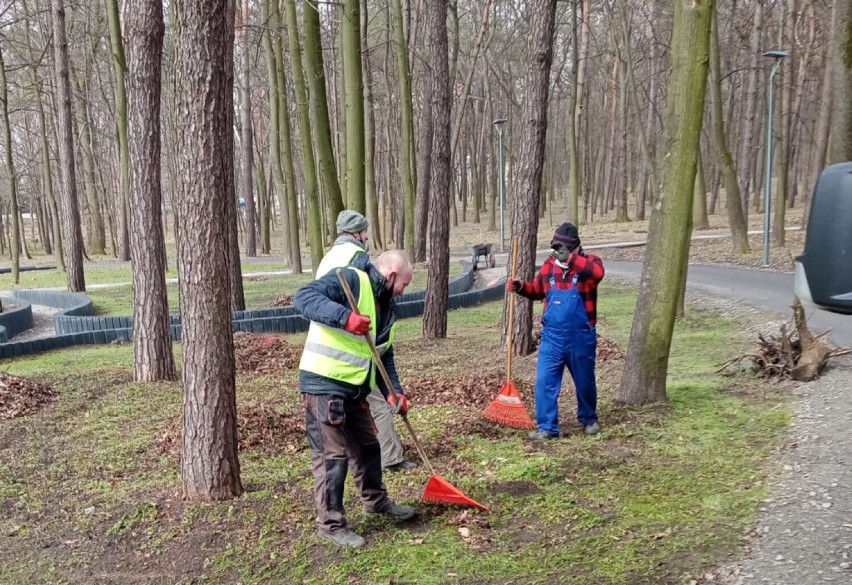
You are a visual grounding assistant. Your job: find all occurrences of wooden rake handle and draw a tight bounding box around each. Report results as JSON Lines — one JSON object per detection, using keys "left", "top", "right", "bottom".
{"left": 335, "top": 269, "right": 437, "bottom": 476}
{"left": 507, "top": 238, "right": 518, "bottom": 380}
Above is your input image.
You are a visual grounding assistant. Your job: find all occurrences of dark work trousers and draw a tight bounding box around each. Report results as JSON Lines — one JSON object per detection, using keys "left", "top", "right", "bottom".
{"left": 304, "top": 393, "right": 390, "bottom": 534}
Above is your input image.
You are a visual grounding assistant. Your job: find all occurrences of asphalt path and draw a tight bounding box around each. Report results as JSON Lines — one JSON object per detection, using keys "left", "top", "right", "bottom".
{"left": 601, "top": 260, "right": 852, "bottom": 347}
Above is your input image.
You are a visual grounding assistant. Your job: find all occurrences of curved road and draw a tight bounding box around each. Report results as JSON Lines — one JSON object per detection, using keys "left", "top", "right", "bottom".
{"left": 603, "top": 260, "right": 852, "bottom": 346}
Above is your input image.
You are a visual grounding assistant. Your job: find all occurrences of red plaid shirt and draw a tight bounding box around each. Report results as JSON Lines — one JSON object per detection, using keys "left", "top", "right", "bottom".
{"left": 517, "top": 252, "right": 605, "bottom": 326}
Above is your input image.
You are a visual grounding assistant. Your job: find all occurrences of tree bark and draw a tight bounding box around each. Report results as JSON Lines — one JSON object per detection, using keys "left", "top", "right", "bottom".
{"left": 304, "top": 1, "right": 345, "bottom": 223}
{"left": 422, "top": 0, "right": 452, "bottom": 339}
{"left": 238, "top": 0, "right": 256, "bottom": 257}
{"left": 413, "top": 49, "right": 434, "bottom": 263}
{"left": 106, "top": 0, "right": 131, "bottom": 261}
{"left": 126, "top": 0, "right": 177, "bottom": 383}
{"left": 709, "top": 6, "right": 749, "bottom": 253}
{"left": 0, "top": 47, "right": 20, "bottom": 284}
{"left": 829, "top": 0, "right": 852, "bottom": 163}
{"left": 617, "top": 0, "right": 713, "bottom": 405}
{"left": 285, "top": 0, "right": 324, "bottom": 272}
{"left": 392, "top": 0, "right": 416, "bottom": 253}
{"left": 175, "top": 0, "right": 242, "bottom": 501}
{"left": 73, "top": 76, "right": 107, "bottom": 256}
{"left": 222, "top": 2, "right": 245, "bottom": 312}
{"left": 510, "top": 0, "right": 558, "bottom": 356}
{"left": 362, "top": 0, "right": 382, "bottom": 249}
{"left": 342, "top": 0, "right": 366, "bottom": 213}
{"left": 52, "top": 0, "right": 86, "bottom": 292}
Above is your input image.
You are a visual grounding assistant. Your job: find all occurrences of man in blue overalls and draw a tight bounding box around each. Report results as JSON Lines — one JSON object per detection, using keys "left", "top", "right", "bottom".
{"left": 507, "top": 223, "right": 605, "bottom": 438}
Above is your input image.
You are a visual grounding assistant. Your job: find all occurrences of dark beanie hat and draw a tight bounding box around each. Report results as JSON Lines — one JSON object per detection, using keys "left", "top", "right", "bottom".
{"left": 551, "top": 222, "right": 580, "bottom": 249}
{"left": 336, "top": 210, "right": 369, "bottom": 234}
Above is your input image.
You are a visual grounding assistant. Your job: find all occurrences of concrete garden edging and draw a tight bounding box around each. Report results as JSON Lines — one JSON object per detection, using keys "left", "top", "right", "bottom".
{"left": 0, "top": 262, "right": 503, "bottom": 359}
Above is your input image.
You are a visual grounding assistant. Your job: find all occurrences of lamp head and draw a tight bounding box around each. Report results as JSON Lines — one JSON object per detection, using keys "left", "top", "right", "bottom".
{"left": 763, "top": 50, "right": 789, "bottom": 60}
{"left": 492, "top": 118, "right": 507, "bottom": 126}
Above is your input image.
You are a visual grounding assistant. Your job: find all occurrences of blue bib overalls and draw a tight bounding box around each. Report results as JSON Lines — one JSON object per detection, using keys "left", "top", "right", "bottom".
{"left": 533, "top": 274, "right": 598, "bottom": 436}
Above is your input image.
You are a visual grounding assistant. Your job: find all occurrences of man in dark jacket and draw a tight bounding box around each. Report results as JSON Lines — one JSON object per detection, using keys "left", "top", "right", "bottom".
{"left": 314, "top": 210, "right": 415, "bottom": 472}
{"left": 295, "top": 250, "right": 414, "bottom": 548}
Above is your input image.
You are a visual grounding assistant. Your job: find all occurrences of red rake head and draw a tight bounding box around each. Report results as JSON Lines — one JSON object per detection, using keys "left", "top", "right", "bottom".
{"left": 421, "top": 475, "right": 489, "bottom": 511}
{"left": 482, "top": 381, "right": 536, "bottom": 429}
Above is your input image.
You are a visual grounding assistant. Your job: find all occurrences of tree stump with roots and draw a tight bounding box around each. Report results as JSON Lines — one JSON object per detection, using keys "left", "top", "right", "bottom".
{"left": 718, "top": 298, "right": 850, "bottom": 381}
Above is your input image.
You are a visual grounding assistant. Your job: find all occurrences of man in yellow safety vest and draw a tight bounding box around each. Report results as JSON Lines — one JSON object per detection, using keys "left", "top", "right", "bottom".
{"left": 314, "top": 210, "right": 416, "bottom": 472}
{"left": 295, "top": 249, "right": 415, "bottom": 548}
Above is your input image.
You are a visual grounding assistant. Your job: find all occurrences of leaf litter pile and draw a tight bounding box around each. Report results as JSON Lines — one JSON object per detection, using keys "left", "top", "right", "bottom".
{"left": 233, "top": 332, "right": 302, "bottom": 376}
{"left": 157, "top": 401, "right": 305, "bottom": 458}
{"left": 0, "top": 372, "right": 57, "bottom": 419}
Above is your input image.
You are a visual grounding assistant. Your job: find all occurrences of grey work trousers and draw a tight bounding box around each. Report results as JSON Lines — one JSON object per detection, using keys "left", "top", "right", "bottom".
{"left": 366, "top": 390, "right": 405, "bottom": 467}
{"left": 304, "top": 394, "right": 391, "bottom": 534}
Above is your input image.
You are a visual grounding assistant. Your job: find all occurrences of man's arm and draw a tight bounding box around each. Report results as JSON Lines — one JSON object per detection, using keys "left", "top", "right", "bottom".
{"left": 573, "top": 252, "right": 605, "bottom": 284}
{"left": 294, "top": 269, "right": 362, "bottom": 328}
{"left": 517, "top": 266, "right": 548, "bottom": 301}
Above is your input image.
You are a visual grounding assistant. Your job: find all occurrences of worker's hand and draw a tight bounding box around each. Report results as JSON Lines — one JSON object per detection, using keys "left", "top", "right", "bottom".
{"left": 344, "top": 312, "right": 371, "bottom": 335}
{"left": 387, "top": 393, "right": 410, "bottom": 416}
{"left": 506, "top": 279, "right": 523, "bottom": 293}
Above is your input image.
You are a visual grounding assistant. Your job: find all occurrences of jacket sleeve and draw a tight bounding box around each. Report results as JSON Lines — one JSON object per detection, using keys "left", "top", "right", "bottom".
{"left": 376, "top": 346, "right": 404, "bottom": 399}
{"left": 573, "top": 252, "right": 605, "bottom": 284}
{"left": 294, "top": 269, "right": 362, "bottom": 328}
{"left": 518, "top": 266, "right": 548, "bottom": 301}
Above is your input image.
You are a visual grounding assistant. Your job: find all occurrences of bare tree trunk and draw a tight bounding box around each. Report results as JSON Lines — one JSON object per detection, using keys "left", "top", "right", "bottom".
{"left": 773, "top": 0, "right": 794, "bottom": 248}
{"left": 422, "top": 0, "right": 452, "bottom": 339}
{"left": 0, "top": 47, "right": 20, "bottom": 283}
{"left": 175, "top": 0, "right": 242, "bottom": 502}
{"left": 738, "top": 0, "right": 764, "bottom": 218}
{"left": 829, "top": 0, "right": 852, "bottom": 162}
{"left": 238, "top": 0, "right": 256, "bottom": 257}
{"left": 413, "top": 55, "right": 433, "bottom": 263}
{"left": 52, "top": 0, "right": 86, "bottom": 292}
{"left": 693, "top": 147, "right": 709, "bottom": 229}
{"left": 74, "top": 76, "right": 107, "bottom": 256}
{"left": 392, "top": 0, "right": 416, "bottom": 252}
{"left": 285, "top": 0, "right": 323, "bottom": 272}
{"left": 709, "top": 7, "right": 749, "bottom": 253}
{"left": 362, "top": 0, "right": 382, "bottom": 249}
{"left": 223, "top": 2, "right": 245, "bottom": 311}
{"left": 804, "top": 50, "right": 832, "bottom": 227}
{"left": 106, "top": 0, "right": 131, "bottom": 261}
{"left": 509, "top": 0, "right": 558, "bottom": 356}
{"left": 304, "top": 0, "right": 345, "bottom": 222}
{"left": 127, "top": 0, "right": 176, "bottom": 382}
{"left": 617, "top": 0, "right": 713, "bottom": 405}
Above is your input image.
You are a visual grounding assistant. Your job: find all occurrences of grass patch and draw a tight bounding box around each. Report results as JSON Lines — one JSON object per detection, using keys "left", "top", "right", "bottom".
{"left": 0, "top": 288, "right": 790, "bottom": 584}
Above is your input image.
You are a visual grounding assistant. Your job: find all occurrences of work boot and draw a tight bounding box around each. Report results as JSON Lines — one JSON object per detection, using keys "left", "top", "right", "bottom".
{"left": 383, "top": 460, "right": 417, "bottom": 472}
{"left": 527, "top": 430, "right": 558, "bottom": 440}
{"left": 583, "top": 423, "right": 600, "bottom": 436}
{"left": 318, "top": 528, "right": 366, "bottom": 548}
{"left": 366, "top": 502, "right": 416, "bottom": 521}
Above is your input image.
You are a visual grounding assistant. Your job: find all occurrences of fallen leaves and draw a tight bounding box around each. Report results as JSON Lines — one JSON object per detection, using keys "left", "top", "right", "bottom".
{"left": 237, "top": 401, "right": 305, "bottom": 454}
{"left": 233, "top": 332, "right": 301, "bottom": 376}
{"left": 0, "top": 372, "right": 57, "bottom": 419}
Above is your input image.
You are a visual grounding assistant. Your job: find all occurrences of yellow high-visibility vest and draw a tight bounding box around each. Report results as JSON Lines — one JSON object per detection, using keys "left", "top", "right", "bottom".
{"left": 315, "top": 242, "right": 365, "bottom": 279}
{"left": 300, "top": 268, "right": 395, "bottom": 388}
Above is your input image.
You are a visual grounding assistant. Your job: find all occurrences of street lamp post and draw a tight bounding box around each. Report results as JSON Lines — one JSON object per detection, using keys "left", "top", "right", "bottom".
{"left": 761, "top": 50, "right": 788, "bottom": 268}
{"left": 493, "top": 118, "right": 507, "bottom": 252}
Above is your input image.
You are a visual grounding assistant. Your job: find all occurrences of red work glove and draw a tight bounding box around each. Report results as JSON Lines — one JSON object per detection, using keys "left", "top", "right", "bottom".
{"left": 387, "top": 393, "right": 409, "bottom": 415}
{"left": 344, "top": 312, "right": 371, "bottom": 335}
{"left": 506, "top": 279, "right": 523, "bottom": 293}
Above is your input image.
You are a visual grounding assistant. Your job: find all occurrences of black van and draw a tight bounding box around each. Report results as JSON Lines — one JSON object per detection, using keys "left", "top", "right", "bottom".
{"left": 795, "top": 162, "right": 852, "bottom": 315}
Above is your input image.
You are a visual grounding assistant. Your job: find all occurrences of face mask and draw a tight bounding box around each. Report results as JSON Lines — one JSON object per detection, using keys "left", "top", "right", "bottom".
{"left": 551, "top": 244, "right": 571, "bottom": 263}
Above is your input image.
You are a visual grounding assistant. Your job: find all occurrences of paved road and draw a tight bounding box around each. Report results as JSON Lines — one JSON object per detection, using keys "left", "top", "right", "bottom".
{"left": 602, "top": 260, "right": 852, "bottom": 346}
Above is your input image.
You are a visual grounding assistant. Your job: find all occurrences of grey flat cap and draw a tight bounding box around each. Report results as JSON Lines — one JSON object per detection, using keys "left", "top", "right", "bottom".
{"left": 336, "top": 210, "right": 369, "bottom": 234}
